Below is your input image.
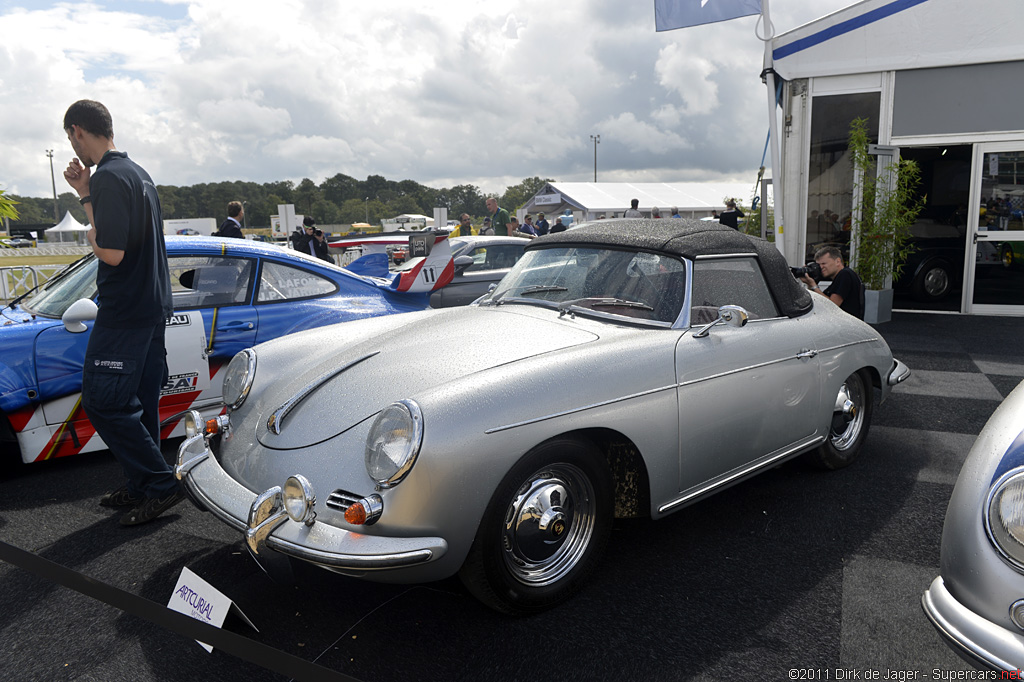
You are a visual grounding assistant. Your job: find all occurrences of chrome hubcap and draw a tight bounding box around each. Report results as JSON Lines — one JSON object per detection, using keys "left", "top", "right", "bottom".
{"left": 830, "top": 375, "right": 866, "bottom": 451}
{"left": 923, "top": 267, "right": 949, "bottom": 297}
{"left": 501, "top": 463, "right": 595, "bottom": 587}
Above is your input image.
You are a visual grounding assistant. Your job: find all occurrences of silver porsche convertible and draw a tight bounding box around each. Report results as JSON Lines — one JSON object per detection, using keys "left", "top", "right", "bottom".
{"left": 923, "top": 379, "right": 1024, "bottom": 671}
{"left": 176, "top": 219, "right": 910, "bottom": 614}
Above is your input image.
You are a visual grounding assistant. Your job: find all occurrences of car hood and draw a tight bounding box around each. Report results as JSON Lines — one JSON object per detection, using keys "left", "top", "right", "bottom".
{"left": 250, "top": 306, "right": 600, "bottom": 449}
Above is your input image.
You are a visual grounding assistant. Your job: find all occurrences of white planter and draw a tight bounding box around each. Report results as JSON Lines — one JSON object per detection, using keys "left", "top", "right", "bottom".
{"left": 863, "top": 288, "right": 894, "bottom": 324}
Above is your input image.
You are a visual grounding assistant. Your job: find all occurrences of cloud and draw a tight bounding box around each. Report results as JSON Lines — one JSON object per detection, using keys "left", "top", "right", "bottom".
{"left": 0, "top": 0, "right": 855, "bottom": 199}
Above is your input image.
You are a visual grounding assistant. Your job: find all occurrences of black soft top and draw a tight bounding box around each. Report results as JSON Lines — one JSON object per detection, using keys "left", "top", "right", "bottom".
{"left": 530, "top": 218, "right": 812, "bottom": 318}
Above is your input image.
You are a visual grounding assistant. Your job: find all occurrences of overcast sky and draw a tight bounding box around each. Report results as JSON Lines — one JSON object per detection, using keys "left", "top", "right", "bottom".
{"left": 1, "top": 0, "right": 856, "bottom": 199}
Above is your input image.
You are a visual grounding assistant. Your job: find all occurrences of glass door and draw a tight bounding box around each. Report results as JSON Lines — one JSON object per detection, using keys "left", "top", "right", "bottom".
{"left": 967, "top": 143, "right": 1024, "bottom": 313}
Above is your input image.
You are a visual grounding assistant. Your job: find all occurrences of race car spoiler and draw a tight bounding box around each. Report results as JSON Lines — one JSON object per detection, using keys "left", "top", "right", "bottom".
{"left": 329, "top": 232, "right": 454, "bottom": 294}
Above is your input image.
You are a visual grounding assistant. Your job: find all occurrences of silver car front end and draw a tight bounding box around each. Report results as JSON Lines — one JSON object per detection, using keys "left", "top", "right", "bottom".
{"left": 175, "top": 425, "right": 448, "bottom": 575}
{"left": 922, "top": 380, "right": 1024, "bottom": 672}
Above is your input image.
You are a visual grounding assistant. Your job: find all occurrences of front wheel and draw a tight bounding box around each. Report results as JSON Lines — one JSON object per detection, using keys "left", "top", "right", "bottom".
{"left": 912, "top": 260, "right": 953, "bottom": 301}
{"left": 804, "top": 369, "right": 874, "bottom": 470}
{"left": 459, "top": 438, "right": 612, "bottom": 614}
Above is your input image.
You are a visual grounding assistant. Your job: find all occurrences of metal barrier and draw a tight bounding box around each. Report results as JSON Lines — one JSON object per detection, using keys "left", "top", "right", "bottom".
{"left": 0, "top": 265, "right": 66, "bottom": 302}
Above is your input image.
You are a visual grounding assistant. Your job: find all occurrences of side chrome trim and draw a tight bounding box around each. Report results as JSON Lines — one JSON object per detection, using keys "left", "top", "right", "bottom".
{"left": 485, "top": 383, "right": 678, "bottom": 434}
{"left": 677, "top": 353, "right": 807, "bottom": 388}
{"left": 658, "top": 435, "right": 825, "bottom": 514}
{"left": 267, "top": 350, "right": 380, "bottom": 434}
{"left": 693, "top": 252, "right": 757, "bottom": 260}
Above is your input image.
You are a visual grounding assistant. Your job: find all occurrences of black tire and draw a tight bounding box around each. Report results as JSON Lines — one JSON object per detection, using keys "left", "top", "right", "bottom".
{"left": 911, "top": 260, "right": 953, "bottom": 301}
{"left": 804, "top": 369, "right": 874, "bottom": 470}
{"left": 459, "top": 437, "right": 613, "bottom": 615}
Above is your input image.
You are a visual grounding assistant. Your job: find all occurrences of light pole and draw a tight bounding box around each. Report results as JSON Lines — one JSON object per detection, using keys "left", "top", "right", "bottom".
{"left": 46, "top": 149, "right": 59, "bottom": 222}
{"left": 242, "top": 201, "right": 249, "bottom": 229}
{"left": 589, "top": 134, "right": 600, "bottom": 182}
{"left": 364, "top": 197, "right": 369, "bottom": 223}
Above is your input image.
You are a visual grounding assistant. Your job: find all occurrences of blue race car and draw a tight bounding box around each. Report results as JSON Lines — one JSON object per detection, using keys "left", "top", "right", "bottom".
{"left": 0, "top": 235, "right": 452, "bottom": 463}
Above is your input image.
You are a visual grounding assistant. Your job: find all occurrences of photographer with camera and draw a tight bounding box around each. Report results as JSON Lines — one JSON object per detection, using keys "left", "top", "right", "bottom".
{"left": 799, "top": 246, "right": 865, "bottom": 320}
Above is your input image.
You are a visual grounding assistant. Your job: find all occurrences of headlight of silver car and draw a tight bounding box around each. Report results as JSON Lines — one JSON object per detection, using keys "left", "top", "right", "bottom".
{"left": 222, "top": 349, "right": 256, "bottom": 410}
{"left": 365, "top": 399, "right": 423, "bottom": 488}
{"left": 987, "top": 467, "right": 1024, "bottom": 569}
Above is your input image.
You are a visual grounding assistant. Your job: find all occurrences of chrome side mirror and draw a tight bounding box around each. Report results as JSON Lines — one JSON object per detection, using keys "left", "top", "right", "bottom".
{"left": 62, "top": 298, "right": 98, "bottom": 333}
{"left": 693, "top": 304, "right": 750, "bottom": 338}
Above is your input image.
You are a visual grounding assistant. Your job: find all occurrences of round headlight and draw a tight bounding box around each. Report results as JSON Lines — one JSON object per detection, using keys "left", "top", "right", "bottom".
{"left": 222, "top": 349, "right": 256, "bottom": 410}
{"left": 282, "top": 475, "right": 316, "bottom": 524}
{"left": 987, "top": 468, "right": 1024, "bottom": 569}
{"left": 365, "top": 400, "right": 423, "bottom": 488}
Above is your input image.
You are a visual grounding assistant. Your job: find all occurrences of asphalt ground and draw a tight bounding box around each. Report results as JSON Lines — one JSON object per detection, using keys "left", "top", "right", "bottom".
{"left": 1, "top": 311, "right": 1023, "bottom": 682}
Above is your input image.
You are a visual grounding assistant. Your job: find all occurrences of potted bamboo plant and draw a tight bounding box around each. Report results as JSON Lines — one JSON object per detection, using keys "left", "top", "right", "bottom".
{"left": 847, "top": 117, "right": 925, "bottom": 324}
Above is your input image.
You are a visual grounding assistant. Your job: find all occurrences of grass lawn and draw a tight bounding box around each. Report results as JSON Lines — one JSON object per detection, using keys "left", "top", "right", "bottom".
{"left": 0, "top": 254, "right": 83, "bottom": 267}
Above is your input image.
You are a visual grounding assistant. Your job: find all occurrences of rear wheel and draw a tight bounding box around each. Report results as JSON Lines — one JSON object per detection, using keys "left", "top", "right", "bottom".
{"left": 1003, "top": 244, "right": 1015, "bottom": 269}
{"left": 804, "top": 369, "right": 873, "bottom": 470}
{"left": 459, "top": 438, "right": 612, "bottom": 614}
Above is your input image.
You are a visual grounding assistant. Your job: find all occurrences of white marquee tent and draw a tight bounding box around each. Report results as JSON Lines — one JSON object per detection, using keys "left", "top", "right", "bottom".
{"left": 45, "top": 211, "right": 89, "bottom": 243}
{"left": 523, "top": 182, "right": 761, "bottom": 222}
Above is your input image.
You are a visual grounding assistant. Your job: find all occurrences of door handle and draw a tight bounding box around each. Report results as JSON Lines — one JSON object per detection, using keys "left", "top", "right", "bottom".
{"left": 217, "top": 321, "right": 255, "bottom": 331}
{"left": 796, "top": 349, "right": 818, "bottom": 359}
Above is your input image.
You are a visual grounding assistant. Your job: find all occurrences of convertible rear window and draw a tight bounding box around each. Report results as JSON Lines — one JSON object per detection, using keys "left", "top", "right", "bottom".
{"left": 487, "top": 246, "right": 686, "bottom": 324}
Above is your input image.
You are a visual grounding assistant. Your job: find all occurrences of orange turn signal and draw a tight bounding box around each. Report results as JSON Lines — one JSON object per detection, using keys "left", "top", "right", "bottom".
{"left": 345, "top": 502, "right": 367, "bottom": 525}
{"left": 343, "top": 494, "right": 382, "bottom": 526}
{"left": 204, "top": 418, "right": 220, "bottom": 436}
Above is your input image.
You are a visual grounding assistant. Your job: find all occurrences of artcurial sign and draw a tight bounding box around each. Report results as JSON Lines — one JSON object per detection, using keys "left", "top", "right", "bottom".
{"left": 168, "top": 566, "right": 257, "bottom": 652}
{"left": 533, "top": 194, "right": 562, "bottom": 206}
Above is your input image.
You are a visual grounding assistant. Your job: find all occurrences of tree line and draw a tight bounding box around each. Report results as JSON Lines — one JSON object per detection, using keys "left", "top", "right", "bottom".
{"left": 5, "top": 174, "right": 553, "bottom": 230}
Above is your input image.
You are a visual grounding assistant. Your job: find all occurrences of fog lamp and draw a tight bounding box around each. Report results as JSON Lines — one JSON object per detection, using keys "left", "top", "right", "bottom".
{"left": 183, "top": 410, "right": 203, "bottom": 438}
{"left": 344, "top": 495, "right": 383, "bottom": 526}
{"left": 1011, "top": 600, "right": 1024, "bottom": 631}
{"left": 282, "top": 475, "right": 316, "bottom": 525}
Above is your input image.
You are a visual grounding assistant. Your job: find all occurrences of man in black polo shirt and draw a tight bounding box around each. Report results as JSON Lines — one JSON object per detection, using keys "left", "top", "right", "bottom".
{"left": 63, "top": 99, "right": 184, "bottom": 525}
{"left": 801, "top": 245, "right": 865, "bottom": 319}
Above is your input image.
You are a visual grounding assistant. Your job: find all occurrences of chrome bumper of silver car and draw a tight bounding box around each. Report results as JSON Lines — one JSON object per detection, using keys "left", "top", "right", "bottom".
{"left": 174, "top": 434, "right": 447, "bottom": 572}
{"left": 922, "top": 576, "right": 1024, "bottom": 672}
{"left": 887, "top": 358, "right": 911, "bottom": 386}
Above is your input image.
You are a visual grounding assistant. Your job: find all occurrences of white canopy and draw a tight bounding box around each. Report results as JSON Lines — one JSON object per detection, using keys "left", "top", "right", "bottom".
{"left": 525, "top": 182, "right": 759, "bottom": 220}
{"left": 45, "top": 211, "right": 89, "bottom": 242}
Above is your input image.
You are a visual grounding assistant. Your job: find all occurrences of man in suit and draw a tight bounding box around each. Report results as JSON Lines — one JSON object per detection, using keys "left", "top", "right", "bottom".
{"left": 217, "top": 201, "right": 244, "bottom": 238}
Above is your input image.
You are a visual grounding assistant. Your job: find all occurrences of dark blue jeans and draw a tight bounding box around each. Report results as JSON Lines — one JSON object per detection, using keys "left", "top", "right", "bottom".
{"left": 82, "top": 322, "right": 178, "bottom": 499}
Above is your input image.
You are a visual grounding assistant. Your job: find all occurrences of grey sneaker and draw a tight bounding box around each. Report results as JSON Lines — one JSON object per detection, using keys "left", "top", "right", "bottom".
{"left": 120, "top": 488, "right": 186, "bottom": 526}
{"left": 100, "top": 485, "right": 143, "bottom": 508}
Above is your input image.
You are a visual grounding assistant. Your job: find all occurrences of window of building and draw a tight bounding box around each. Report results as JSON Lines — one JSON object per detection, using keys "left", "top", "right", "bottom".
{"left": 806, "top": 92, "right": 881, "bottom": 262}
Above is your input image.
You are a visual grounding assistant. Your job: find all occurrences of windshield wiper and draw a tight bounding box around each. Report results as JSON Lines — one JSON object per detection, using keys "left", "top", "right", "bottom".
{"left": 557, "top": 297, "right": 653, "bottom": 315}
{"left": 489, "top": 284, "right": 568, "bottom": 306}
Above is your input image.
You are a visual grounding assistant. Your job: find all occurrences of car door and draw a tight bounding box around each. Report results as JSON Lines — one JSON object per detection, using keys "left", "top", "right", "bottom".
{"left": 168, "top": 254, "right": 257, "bottom": 363}
{"left": 252, "top": 258, "right": 343, "bottom": 341}
{"left": 673, "top": 256, "right": 821, "bottom": 498}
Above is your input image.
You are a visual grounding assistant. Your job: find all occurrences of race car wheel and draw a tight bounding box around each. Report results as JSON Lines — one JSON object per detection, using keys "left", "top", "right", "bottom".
{"left": 459, "top": 437, "right": 612, "bottom": 614}
{"left": 1003, "top": 244, "right": 1015, "bottom": 269}
{"left": 911, "top": 260, "right": 952, "bottom": 301}
{"left": 805, "top": 369, "right": 873, "bottom": 471}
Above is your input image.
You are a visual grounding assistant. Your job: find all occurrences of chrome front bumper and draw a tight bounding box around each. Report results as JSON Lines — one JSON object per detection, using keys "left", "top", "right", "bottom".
{"left": 174, "top": 434, "right": 448, "bottom": 572}
{"left": 922, "top": 576, "right": 1024, "bottom": 672}
{"left": 888, "top": 358, "right": 911, "bottom": 386}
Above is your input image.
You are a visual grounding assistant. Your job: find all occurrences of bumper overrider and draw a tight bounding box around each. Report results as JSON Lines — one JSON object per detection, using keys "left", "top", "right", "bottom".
{"left": 174, "top": 427, "right": 448, "bottom": 574}
{"left": 922, "top": 576, "right": 1024, "bottom": 672}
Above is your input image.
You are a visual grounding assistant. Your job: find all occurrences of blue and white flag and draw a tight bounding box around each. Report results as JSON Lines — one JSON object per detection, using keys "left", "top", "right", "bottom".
{"left": 655, "top": 0, "right": 762, "bottom": 31}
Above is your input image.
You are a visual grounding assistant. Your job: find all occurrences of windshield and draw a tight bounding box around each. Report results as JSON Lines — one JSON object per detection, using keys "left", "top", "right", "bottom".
{"left": 485, "top": 246, "right": 686, "bottom": 324}
{"left": 21, "top": 255, "right": 98, "bottom": 318}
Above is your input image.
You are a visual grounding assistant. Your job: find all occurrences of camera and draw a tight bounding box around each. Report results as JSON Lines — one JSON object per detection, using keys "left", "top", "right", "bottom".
{"left": 791, "top": 262, "right": 822, "bottom": 280}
